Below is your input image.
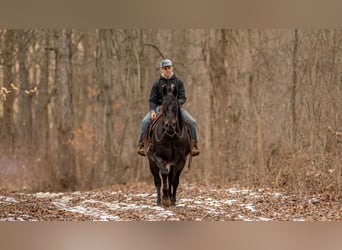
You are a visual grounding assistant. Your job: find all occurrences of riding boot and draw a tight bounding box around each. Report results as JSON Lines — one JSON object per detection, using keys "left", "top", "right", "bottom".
{"left": 137, "top": 142, "right": 146, "bottom": 156}
{"left": 191, "top": 141, "right": 200, "bottom": 156}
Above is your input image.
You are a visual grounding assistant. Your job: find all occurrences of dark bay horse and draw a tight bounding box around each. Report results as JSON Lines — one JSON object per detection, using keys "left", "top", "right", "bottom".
{"left": 146, "top": 84, "right": 192, "bottom": 207}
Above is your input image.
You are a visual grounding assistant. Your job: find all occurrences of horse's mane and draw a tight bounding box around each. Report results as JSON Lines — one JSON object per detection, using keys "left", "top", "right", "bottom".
{"left": 162, "top": 91, "right": 175, "bottom": 108}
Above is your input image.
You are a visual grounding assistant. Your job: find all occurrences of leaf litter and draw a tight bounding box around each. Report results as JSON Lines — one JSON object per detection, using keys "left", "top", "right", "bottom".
{"left": 0, "top": 182, "right": 340, "bottom": 221}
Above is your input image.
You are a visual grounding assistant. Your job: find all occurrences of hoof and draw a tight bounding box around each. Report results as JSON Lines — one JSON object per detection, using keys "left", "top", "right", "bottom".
{"left": 162, "top": 197, "right": 171, "bottom": 207}
{"left": 157, "top": 199, "right": 162, "bottom": 206}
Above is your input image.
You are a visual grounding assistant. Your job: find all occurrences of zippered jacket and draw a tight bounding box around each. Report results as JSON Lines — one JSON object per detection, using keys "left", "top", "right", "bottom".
{"left": 149, "top": 73, "right": 186, "bottom": 112}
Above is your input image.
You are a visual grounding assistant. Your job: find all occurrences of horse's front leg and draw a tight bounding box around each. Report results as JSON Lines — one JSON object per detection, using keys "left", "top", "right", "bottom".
{"left": 155, "top": 176, "right": 162, "bottom": 206}
{"left": 168, "top": 165, "right": 175, "bottom": 206}
{"left": 149, "top": 161, "right": 161, "bottom": 206}
{"left": 170, "top": 160, "right": 186, "bottom": 206}
{"left": 154, "top": 154, "right": 171, "bottom": 207}
{"left": 161, "top": 171, "right": 171, "bottom": 207}
{"left": 170, "top": 169, "right": 180, "bottom": 206}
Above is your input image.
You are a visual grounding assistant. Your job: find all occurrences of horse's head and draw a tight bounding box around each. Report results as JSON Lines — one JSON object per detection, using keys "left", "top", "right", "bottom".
{"left": 162, "top": 84, "right": 179, "bottom": 136}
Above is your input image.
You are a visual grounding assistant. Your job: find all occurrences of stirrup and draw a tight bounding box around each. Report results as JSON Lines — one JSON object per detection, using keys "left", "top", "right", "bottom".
{"left": 137, "top": 143, "right": 146, "bottom": 156}
{"left": 191, "top": 145, "right": 200, "bottom": 156}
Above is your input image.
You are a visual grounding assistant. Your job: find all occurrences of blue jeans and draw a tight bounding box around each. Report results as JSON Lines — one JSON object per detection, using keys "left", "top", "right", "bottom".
{"left": 138, "top": 106, "right": 198, "bottom": 144}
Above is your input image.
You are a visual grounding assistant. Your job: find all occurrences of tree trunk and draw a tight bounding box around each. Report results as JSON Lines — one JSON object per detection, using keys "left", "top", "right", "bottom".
{"left": 55, "top": 29, "right": 77, "bottom": 191}
{"left": 247, "top": 30, "right": 265, "bottom": 184}
{"left": 17, "top": 30, "right": 33, "bottom": 149}
{"left": 1, "top": 30, "right": 16, "bottom": 155}
{"left": 202, "top": 29, "right": 215, "bottom": 181}
{"left": 96, "top": 29, "right": 116, "bottom": 186}
{"left": 35, "top": 30, "right": 52, "bottom": 160}
{"left": 291, "top": 29, "right": 299, "bottom": 147}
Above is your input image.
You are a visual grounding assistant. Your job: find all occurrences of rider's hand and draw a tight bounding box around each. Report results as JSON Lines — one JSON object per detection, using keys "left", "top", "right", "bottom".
{"left": 151, "top": 111, "right": 157, "bottom": 120}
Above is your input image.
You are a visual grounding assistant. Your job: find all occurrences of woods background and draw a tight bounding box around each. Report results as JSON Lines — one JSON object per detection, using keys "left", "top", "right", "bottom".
{"left": 0, "top": 29, "right": 341, "bottom": 194}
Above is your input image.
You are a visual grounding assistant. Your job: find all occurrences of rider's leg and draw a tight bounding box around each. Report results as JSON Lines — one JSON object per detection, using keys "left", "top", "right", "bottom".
{"left": 137, "top": 106, "right": 161, "bottom": 156}
{"left": 137, "top": 112, "right": 152, "bottom": 156}
{"left": 180, "top": 108, "right": 200, "bottom": 156}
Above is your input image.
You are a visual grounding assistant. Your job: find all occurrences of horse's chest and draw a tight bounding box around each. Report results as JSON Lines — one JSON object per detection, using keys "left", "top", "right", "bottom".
{"left": 156, "top": 143, "right": 181, "bottom": 159}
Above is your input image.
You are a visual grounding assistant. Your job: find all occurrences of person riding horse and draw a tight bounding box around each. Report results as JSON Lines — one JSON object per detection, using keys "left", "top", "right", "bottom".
{"left": 146, "top": 82, "right": 193, "bottom": 206}
{"left": 137, "top": 59, "right": 200, "bottom": 157}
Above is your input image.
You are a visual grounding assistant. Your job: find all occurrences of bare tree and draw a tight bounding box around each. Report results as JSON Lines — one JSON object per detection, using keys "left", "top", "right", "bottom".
{"left": 95, "top": 29, "right": 116, "bottom": 186}
{"left": 17, "top": 30, "right": 33, "bottom": 149}
{"left": 291, "top": 29, "right": 299, "bottom": 147}
{"left": 35, "top": 30, "right": 53, "bottom": 160}
{"left": 1, "top": 30, "right": 16, "bottom": 154}
{"left": 247, "top": 30, "right": 266, "bottom": 184}
{"left": 55, "top": 29, "right": 77, "bottom": 191}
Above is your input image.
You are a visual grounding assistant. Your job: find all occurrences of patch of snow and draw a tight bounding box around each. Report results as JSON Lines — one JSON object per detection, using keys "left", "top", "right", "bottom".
{"left": 227, "top": 188, "right": 251, "bottom": 194}
{"left": 273, "top": 192, "right": 283, "bottom": 197}
{"left": 134, "top": 193, "right": 150, "bottom": 197}
{"left": 244, "top": 204, "right": 256, "bottom": 212}
{"left": 33, "top": 192, "right": 63, "bottom": 199}
{"left": 178, "top": 198, "right": 195, "bottom": 203}
{"left": 293, "top": 218, "right": 306, "bottom": 221}
{"left": 0, "top": 196, "right": 18, "bottom": 203}
{"left": 223, "top": 199, "right": 237, "bottom": 205}
{"left": 227, "top": 188, "right": 240, "bottom": 194}
{"left": 257, "top": 217, "right": 273, "bottom": 221}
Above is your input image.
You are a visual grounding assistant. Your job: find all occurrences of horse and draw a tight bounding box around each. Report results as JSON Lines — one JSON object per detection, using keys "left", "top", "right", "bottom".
{"left": 145, "top": 83, "right": 192, "bottom": 207}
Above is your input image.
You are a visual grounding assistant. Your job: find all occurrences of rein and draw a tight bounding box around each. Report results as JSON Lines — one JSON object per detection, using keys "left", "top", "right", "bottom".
{"left": 155, "top": 124, "right": 185, "bottom": 142}
{"left": 165, "top": 124, "right": 185, "bottom": 138}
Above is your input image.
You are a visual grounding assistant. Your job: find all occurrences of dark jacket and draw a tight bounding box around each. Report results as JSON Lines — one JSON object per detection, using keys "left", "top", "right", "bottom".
{"left": 149, "top": 73, "right": 186, "bottom": 112}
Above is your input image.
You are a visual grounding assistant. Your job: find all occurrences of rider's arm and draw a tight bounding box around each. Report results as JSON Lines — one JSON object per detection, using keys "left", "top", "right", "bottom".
{"left": 177, "top": 80, "right": 187, "bottom": 106}
{"left": 149, "top": 81, "right": 160, "bottom": 119}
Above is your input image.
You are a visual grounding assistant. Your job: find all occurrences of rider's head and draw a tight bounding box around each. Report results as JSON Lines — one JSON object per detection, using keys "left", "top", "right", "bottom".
{"left": 160, "top": 59, "right": 173, "bottom": 79}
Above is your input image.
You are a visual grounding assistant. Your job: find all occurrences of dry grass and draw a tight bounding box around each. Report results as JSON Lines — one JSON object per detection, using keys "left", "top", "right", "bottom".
{"left": 265, "top": 148, "right": 341, "bottom": 196}
{"left": 0, "top": 151, "right": 55, "bottom": 192}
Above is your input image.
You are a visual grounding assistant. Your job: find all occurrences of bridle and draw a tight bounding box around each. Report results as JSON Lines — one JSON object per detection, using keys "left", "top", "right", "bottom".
{"left": 155, "top": 94, "right": 184, "bottom": 142}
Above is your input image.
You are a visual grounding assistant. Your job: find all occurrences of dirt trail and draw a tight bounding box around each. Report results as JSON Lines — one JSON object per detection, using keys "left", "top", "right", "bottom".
{"left": 0, "top": 182, "right": 341, "bottom": 221}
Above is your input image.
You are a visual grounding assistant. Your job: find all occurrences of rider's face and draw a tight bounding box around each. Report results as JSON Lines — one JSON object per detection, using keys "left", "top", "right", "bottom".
{"left": 160, "top": 66, "right": 173, "bottom": 78}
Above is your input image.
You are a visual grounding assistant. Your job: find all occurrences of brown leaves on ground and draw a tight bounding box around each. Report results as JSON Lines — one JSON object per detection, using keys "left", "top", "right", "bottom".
{"left": 0, "top": 182, "right": 341, "bottom": 221}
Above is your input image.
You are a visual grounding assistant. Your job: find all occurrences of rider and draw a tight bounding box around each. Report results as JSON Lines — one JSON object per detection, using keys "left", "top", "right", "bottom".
{"left": 137, "top": 58, "right": 200, "bottom": 157}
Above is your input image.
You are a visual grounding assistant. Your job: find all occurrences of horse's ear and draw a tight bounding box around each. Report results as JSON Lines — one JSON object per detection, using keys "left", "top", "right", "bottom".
{"left": 162, "top": 84, "right": 167, "bottom": 96}
{"left": 171, "top": 83, "right": 177, "bottom": 97}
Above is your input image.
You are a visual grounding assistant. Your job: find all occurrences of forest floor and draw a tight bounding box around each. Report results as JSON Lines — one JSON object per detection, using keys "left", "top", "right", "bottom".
{"left": 0, "top": 182, "right": 341, "bottom": 221}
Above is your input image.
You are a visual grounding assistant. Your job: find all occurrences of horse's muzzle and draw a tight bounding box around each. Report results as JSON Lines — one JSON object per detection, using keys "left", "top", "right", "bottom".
{"left": 163, "top": 120, "right": 176, "bottom": 137}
